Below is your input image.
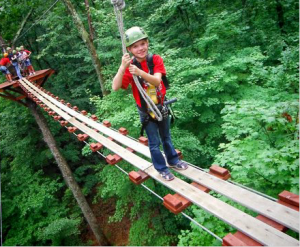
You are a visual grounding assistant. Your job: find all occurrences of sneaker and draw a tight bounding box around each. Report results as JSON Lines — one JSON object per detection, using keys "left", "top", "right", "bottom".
{"left": 169, "top": 160, "right": 188, "bottom": 170}
{"left": 160, "top": 171, "right": 175, "bottom": 181}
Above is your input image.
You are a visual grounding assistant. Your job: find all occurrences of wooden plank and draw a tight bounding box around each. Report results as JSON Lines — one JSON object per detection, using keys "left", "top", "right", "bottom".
{"left": 27, "top": 69, "right": 55, "bottom": 83}
{"left": 21, "top": 80, "right": 152, "bottom": 171}
{"left": 0, "top": 81, "right": 17, "bottom": 90}
{"left": 22, "top": 78, "right": 149, "bottom": 156}
{"left": 180, "top": 168, "right": 299, "bottom": 232}
{"left": 20, "top": 79, "right": 299, "bottom": 246}
{"left": 16, "top": 95, "right": 27, "bottom": 100}
{"left": 22, "top": 78, "right": 300, "bottom": 233}
{"left": 144, "top": 165, "right": 299, "bottom": 247}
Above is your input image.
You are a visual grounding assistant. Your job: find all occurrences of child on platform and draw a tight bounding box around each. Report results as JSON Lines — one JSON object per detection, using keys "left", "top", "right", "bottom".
{"left": 11, "top": 50, "right": 22, "bottom": 79}
{"left": 20, "top": 45, "right": 35, "bottom": 76}
{"left": 0, "top": 53, "right": 13, "bottom": 82}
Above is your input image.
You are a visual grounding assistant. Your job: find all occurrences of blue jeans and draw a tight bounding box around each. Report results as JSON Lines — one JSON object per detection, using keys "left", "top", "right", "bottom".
{"left": 12, "top": 62, "right": 22, "bottom": 79}
{"left": 138, "top": 109, "right": 179, "bottom": 173}
{"left": 24, "top": 59, "right": 31, "bottom": 66}
{"left": 0, "top": 66, "right": 9, "bottom": 75}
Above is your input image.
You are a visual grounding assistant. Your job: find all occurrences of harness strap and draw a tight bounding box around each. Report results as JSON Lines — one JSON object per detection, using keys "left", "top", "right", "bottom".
{"left": 132, "top": 54, "right": 164, "bottom": 113}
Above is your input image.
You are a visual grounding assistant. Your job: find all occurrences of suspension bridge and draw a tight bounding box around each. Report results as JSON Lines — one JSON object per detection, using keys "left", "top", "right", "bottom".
{"left": 0, "top": 71, "right": 298, "bottom": 246}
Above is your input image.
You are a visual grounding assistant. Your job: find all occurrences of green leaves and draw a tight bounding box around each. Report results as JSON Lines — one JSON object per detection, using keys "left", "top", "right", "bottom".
{"left": 1, "top": 0, "right": 298, "bottom": 245}
{"left": 215, "top": 86, "right": 299, "bottom": 196}
{"left": 38, "top": 218, "right": 81, "bottom": 245}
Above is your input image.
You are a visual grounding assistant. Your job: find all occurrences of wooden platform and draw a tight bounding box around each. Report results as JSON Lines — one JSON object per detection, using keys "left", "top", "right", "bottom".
{"left": 0, "top": 69, "right": 54, "bottom": 106}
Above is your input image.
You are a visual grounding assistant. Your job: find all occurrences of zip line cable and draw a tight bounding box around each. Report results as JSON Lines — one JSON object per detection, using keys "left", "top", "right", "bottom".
{"left": 15, "top": 0, "right": 61, "bottom": 42}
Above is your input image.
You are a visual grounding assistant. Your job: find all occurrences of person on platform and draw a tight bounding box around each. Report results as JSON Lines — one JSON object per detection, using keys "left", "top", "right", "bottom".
{"left": 20, "top": 45, "right": 35, "bottom": 76}
{"left": 11, "top": 50, "right": 22, "bottom": 79}
{"left": 6, "top": 47, "right": 13, "bottom": 61}
{"left": 0, "top": 53, "right": 13, "bottom": 82}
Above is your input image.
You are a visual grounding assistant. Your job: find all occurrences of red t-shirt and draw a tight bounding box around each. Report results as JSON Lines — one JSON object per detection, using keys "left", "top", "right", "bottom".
{"left": 121, "top": 54, "right": 167, "bottom": 107}
{"left": 0, "top": 58, "right": 10, "bottom": 66}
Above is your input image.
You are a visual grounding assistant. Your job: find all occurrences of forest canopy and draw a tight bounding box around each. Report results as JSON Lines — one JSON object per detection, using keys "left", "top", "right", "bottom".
{"left": 0, "top": 0, "right": 298, "bottom": 246}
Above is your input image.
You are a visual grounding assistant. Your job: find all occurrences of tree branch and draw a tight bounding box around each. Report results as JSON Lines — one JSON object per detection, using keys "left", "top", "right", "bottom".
{"left": 12, "top": 9, "right": 33, "bottom": 46}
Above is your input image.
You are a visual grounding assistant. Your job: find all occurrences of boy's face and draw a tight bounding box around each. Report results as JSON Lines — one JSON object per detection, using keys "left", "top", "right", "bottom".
{"left": 127, "top": 39, "right": 149, "bottom": 60}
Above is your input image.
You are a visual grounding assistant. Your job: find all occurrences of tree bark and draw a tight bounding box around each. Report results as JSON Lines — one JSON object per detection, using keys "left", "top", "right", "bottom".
{"left": 26, "top": 99, "right": 109, "bottom": 246}
{"left": 12, "top": 9, "right": 33, "bottom": 46}
{"left": 84, "top": 0, "right": 95, "bottom": 41}
{"left": 0, "top": 34, "right": 7, "bottom": 52}
{"left": 62, "top": 0, "right": 108, "bottom": 96}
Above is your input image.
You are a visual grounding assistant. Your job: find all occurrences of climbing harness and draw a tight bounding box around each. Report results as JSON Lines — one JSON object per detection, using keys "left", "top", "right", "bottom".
{"left": 132, "top": 54, "right": 164, "bottom": 118}
{"left": 131, "top": 54, "right": 177, "bottom": 135}
{"left": 111, "top": 0, "right": 163, "bottom": 121}
{"left": 139, "top": 98, "right": 177, "bottom": 137}
{"left": 135, "top": 54, "right": 170, "bottom": 90}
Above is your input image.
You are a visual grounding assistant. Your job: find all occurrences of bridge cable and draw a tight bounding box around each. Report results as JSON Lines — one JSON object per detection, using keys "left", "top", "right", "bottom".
{"left": 16, "top": 0, "right": 61, "bottom": 42}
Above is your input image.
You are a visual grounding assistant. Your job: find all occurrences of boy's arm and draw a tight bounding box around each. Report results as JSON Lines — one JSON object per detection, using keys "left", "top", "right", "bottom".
{"left": 25, "top": 50, "right": 31, "bottom": 56}
{"left": 112, "top": 53, "right": 131, "bottom": 91}
{"left": 129, "top": 64, "right": 161, "bottom": 87}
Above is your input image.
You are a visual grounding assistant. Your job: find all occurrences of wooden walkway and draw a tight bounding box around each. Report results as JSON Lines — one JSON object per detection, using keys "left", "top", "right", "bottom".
{"left": 20, "top": 78, "right": 299, "bottom": 246}
{"left": 0, "top": 69, "right": 54, "bottom": 106}
{"left": 22, "top": 78, "right": 299, "bottom": 233}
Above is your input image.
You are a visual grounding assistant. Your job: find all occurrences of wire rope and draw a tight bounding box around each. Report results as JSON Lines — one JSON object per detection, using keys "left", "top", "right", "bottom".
{"left": 16, "top": 0, "right": 61, "bottom": 42}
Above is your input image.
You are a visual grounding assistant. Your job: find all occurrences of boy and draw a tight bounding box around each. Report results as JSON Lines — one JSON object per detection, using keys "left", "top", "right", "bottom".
{"left": 112, "top": 26, "right": 188, "bottom": 181}
{"left": 0, "top": 53, "right": 12, "bottom": 82}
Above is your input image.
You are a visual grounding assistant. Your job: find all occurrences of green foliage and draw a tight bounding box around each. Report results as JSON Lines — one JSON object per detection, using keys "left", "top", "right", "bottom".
{"left": 38, "top": 218, "right": 81, "bottom": 246}
{"left": 0, "top": 100, "right": 83, "bottom": 246}
{"left": 215, "top": 86, "right": 299, "bottom": 195}
{"left": 1, "top": 0, "right": 298, "bottom": 245}
{"left": 129, "top": 211, "right": 175, "bottom": 246}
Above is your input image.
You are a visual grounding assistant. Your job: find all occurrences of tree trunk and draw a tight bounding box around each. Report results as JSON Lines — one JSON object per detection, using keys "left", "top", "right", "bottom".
{"left": 84, "top": 0, "right": 95, "bottom": 41}
{"left": 0, "top": 35, "right": 7, "bottom": 52}
{"left": 62, "top": 0, "right": 108, "bottom": 96}
{"left": 26, "top": 99, "right": 109, "bottom": 246}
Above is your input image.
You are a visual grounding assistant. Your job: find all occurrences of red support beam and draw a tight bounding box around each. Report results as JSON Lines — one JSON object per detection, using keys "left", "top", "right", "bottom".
{"left": 129, "top": 170, "right": 150, "bottom": 185}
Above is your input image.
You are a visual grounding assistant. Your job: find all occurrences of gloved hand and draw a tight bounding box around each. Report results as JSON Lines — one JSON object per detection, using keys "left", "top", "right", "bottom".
{"left": 111, "top": 0, "right": 125, "bottom": 10}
